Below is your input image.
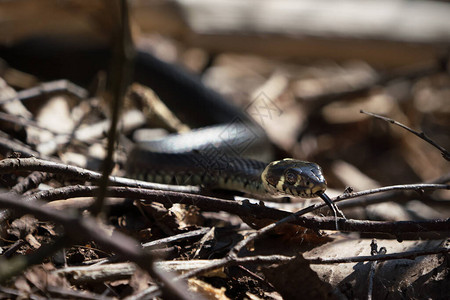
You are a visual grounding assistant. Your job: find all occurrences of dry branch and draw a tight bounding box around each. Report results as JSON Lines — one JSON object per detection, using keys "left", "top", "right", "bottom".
{"left": 0, "top": 192, "right": 194, "bottom": 300}
{"left": 361, "top": 110, "right": 450, "bottom": 161}
{"left": 13, "top": 185, "right": 450, "bottom": 236}
{"left": 0, "top": 157, "right": 199, "bottom": 193}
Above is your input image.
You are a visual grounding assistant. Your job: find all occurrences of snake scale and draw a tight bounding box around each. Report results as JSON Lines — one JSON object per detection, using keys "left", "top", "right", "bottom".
{"left": 127, "top": 52, "right": 341, "bottom": 220}
{"left": 126, "top": 124, "right": 341, "bottom": 219}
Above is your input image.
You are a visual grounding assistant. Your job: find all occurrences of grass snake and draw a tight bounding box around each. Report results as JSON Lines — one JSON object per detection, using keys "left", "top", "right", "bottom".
{"left": 127, "top": 124, "right": 342, "bottom": 221}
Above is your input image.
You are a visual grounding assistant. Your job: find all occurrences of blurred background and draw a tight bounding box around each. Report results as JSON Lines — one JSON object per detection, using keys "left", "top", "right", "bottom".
{"left": 0, "top": 1, "right": 449, "bottom": 298}
{"left": 0, "top": 0, "right": 449, "bottom": 199}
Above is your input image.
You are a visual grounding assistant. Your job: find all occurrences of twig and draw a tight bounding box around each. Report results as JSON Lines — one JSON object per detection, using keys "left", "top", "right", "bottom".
{"left": 126, "top": 286, "right": 160, "bottom": 300}
{"left": 133, "top": 256, "right": 291, "bottom": 299}
{"left": 19, "top": 156, "right": 450, "bottom": 194}
{"left": 340, "top": 181, "right": 450, "bottom": 209}
{"left": 10, "top": 171, "right": 54, "bottom": 195}
{"left": 2, "top": 158, "right": 445, "bottom": 203}
{"left": 367, "top": 239, "right": 386, "bottom": 300}
{"left": 0, "top": 80, "right": 88, "bottom": 105}
{"left": 142, "top": 227, "right": 210, "bottom": 249}
{"left": 2, "top": 239, "right": 26, "bottom": 258}
{"left": 1, "top": 157, "right": 448, "bottom": 235}
{"left": 16, "top": 185, "right": 450, "bottom": 235}
{"left": 0, "top": 133, "right": 42, "bottom": 159}
{"left": 93, "top": 0, "right": 134, "bottom": 216}
{"left": 361, "top": 110, "right": 450, "bottom": 161}
{"left": 228, "top": 203, "right": 322, "bottom": 259}
{"left": 0, "top": 192, "right": 194, "bottom": 300}
{"left": 177, "top": 243, "right": 449, "bottom": 282}
{"left": 307, "top": 246, "right": 449, "bottom": 264}
{"left": 0, "top": 157, "right": 200, "bottom": 193}
{"left": 0, "top": 193, "right": 152, "bottom": 269}
{"left": 178, "top": 245, "right": 450, "bottom": 280}
{"left": 177, "top": 255, "right": 293, "bottom": 280}
{"left": 53, "top": 255, "right": 288, "bottom": 284}
{"left": 228, "top": 193, "right": 343, "bottom": 258}
{"left": 333, "top": 172, "right": 450, "bottom": 209}
{"left": 235, "top": 265, "right": 277, "bottom": 291}
{"left": 0, "top": 111, "right": 63, "bottom": 136}
{"left": 228, "top": 183, "right": 449, "bottom": 257}
{"left": 53, "top": 262, "right": 137, "bottom": 283}
{"left": 333, "top": 183, "right": 449, "bottom": 203}
{"left": 1, "top": 157, "right": 448, "bottom": 234}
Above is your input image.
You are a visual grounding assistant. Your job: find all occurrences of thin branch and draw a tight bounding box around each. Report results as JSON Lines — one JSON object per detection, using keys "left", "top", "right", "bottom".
{"left": 227, "top": 182, "right": 449, "bottom": 257}
{"left": 1, "top": 158, "right": 446, "bottom": 202}
{"left": 0, "top": 157, "right": 199, "bottom": 193}
{"left": 10, "top": 171, "right": 54, "bottom": 195}
{"left": 307, "top": 247, "right": 449, "bottom": 264}
{"left": 142, "top": 227, "right": 211, "bottom": 249}
{"left": 178, "top": 245, "right": 450, "bottom": 280}
{"left": 334, "top": 172, "right": 450, "bottom": 209}
{"left": 0, "top": 80, "right": 88, "bottom": 105}
{"left": 0, "top": 133, "right": 42, "bottom": 159}
{"left": 228, "top": 202, "right": 319, "bottom": 258}
{"left": 333, "top": 183, "right": 449, "bottom": 203}
{"left": 0, "top": 192, "right": 194, "bottom": 300}
{"left": 2, "top": 239, "right": 26, "bottom": 258}
{"left": 17, "top": 185, "right": 450, "bottom": 235}
{"left": 361, "top": 110, "right": 450, "bottom": 161}
{"left": 2, "top": 158, "right": 446, "bottom": 204}
{"left": 131, "top": 255, "right": 293, "bottom": 299}
{"left": 1, "top": 158, "right": 448, "bottom": 235}
{"left": 53, "top": 262, "right": 137, "bottom": 284}
{"left": 0, "top": 111, "right": 63, "bottom": 136}
{"left": 0, "top": 193, "right": 152, "bottom": 269}
{"left": 177, "top": 255, "right": 293, "bottom": 280}
{"left": 177, "top": 245, "right": 449, "bottom": 281}
{"left": 93, "top": 0, "right": 134, "bottom": 216}
{"left": 367, "top": 259, "right": 377, "bottom": 300}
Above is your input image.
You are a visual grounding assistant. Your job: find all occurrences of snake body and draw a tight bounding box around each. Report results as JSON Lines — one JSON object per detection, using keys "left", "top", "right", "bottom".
{"left": 127, "top": 131, "right": 327, "bottom": 199}
{"left": 127, "top": 150, "right": 268, "bottom": 195}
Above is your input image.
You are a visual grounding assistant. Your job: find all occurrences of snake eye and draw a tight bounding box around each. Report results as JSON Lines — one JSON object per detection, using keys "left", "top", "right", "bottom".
{"left": 285, "top": 170, "right": 298, "bottom": 184}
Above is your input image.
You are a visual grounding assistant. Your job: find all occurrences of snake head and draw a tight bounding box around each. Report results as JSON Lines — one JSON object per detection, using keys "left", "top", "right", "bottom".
{"left": 261, "top": 158, "right": 327, "bottom": 198}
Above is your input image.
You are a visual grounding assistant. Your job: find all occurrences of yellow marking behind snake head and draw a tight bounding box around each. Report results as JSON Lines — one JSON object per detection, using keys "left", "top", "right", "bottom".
{"left": 261, "top": 158, "right": 327, "bottom": 198}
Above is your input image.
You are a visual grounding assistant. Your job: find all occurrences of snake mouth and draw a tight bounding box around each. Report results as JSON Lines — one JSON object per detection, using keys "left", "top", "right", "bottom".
{"left": 292, "top": 182, "right": 327, "bottom": 198}
{"left": 261, "top": 158, "right": 327, "bottom": 198}
{"left": 262, "top": 174, "right": 327, "bottom": 198}
{"left": 311, "top": 182, "right": 327, "bottom": 196}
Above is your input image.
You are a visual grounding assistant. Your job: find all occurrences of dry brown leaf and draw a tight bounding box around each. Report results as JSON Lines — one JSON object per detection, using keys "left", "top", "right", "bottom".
{"left": 188, "top": 278, "right": 230, "bottom": 300}
{"left": 263, "top": 254, "right": 336, "bottom": 299}
{"left": 304, "top": 238, "right": 448, "bottom": 299}
{"left": 8, "top": 215, "right": 38, "bottom": 239}
{"left": 13, "top": 277, "right": 31, "bottom": 299}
